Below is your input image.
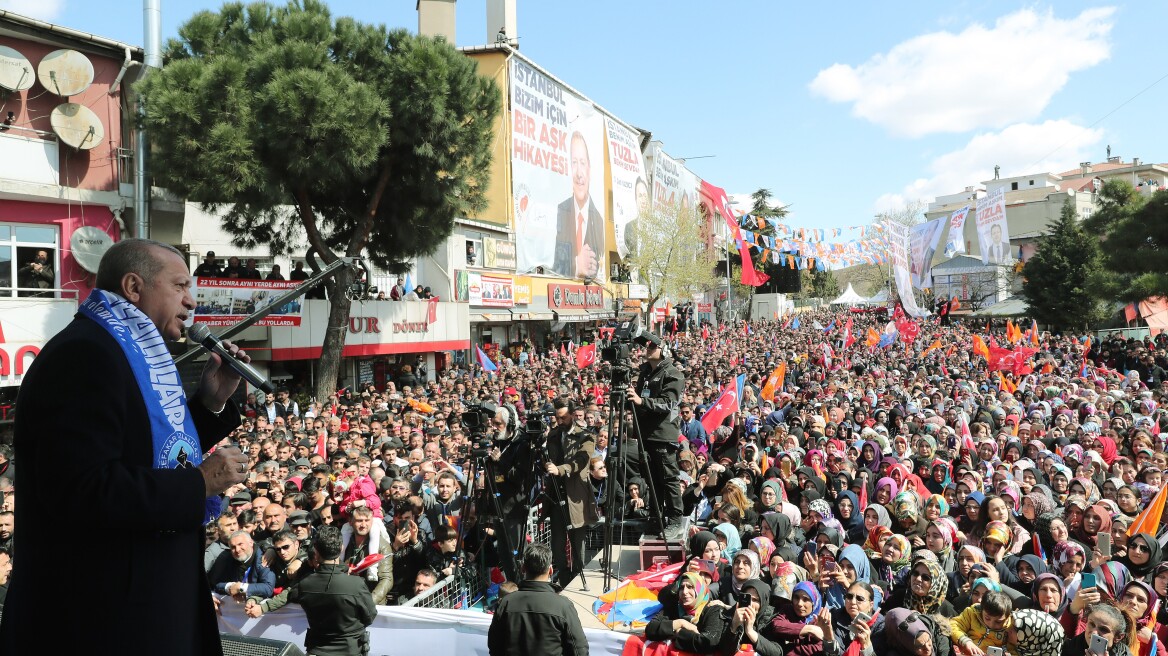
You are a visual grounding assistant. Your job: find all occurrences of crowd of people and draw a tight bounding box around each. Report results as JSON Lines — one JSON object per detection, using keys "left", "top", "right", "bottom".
{"left": 5, "top": 257, "right": 1168, "bottom": 656}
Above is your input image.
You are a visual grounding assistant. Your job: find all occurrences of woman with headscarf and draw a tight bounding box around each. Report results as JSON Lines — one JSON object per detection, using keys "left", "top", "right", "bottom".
{"left": 863, "top": 525, "right": 894, "bottom": 562}
{"left": 761, "top": 512, "right": 803, "bottom": 564}
{"left": 877, "top": 607, "right": 948, "bottom": 656}
{"left": 810, "top": 498, "right": 845, "bottom": 536}
{"left": 923, "top": 494, "right": 950, "bottom": 522}
{"left": 874, "top": 477, "right": 899, "bottom": 508}
{"left": 714, "top": 521, "right": 743, "bottom": 560}
{"left": 925, "top": 517, "right": 959, "bottom": 574}
{"left": 1069, "top": 503, "right": 1112, "bottom": 552}
{"left": 719, "top": 579, "right": 784, "bottom": 656}
{"left": 645, "top": 571, "right": 727, "bottom": 649}
{"left": 821, "top": 543, "right": 883, "bottom": 611}
{"left": 1118, "top": 485, "right": 1143, "bottom": 519}
{"left": 1009, "top": 608, "right": 1065, "bottom": 656}
{"left": 834, "top": 490, "right": 864, "bottom": 536}
{"left": 714, "top": 549, "right": 763, "bottom": 605}
{"left": 856, "top": 503, "right": 892, "bottom": 546}
{"left": 763, "top": 581, "right": 828, "bottom": 656}
{"left": 872, "top": 534, "right": 912, "bottom": 592}
{"left": 1151, "top": 563, "right": 1168, "bottom": 648}
{"left": 889, "top": 557, "right": 954, "bottom": 619}
{"left": 656, "top": 529, "right": 725, "bottom": 616}
{"left": 892, "top": 490, "right": 930, "bottom": 548}
{"left": 1120, "top": 533, "right": 1162, "bottom": 581}
{"left": 1053, "top": 540, "right": 1088, "bottom": 590}
{"left": 798, "top": 466, "right": 827, "bottom": 498}
{"left": 927, "top": 459, "right": 953, "bottom": 495}
{"left": 1064, "top": 562, "right": 1134, "bottom": 633}
{"left": 857, "top": 441, "right": 883, "bottom": 476}
{"left": 1032, "top": 572, "right": 1067, "bottom": 616}
{"left": 1115, "top": 581, "right": 1165, "bottom": 656}
{"left": 957, "top": 490, "right": 986, "bottom": 537}
{"left": 1007, "top": 554, "right": 1050, "bottom": 597}
{"left": 825, "top": 581, "right": 882, "bottom": 656}
{"left": 1060, "top": 600, "right": 1138, "bottom": 656}
{"left": 1019, "top": 492, "right": 1057, "bottom": 544}
{"left": 756, "top": 479, "right": 785, "bottom": 516}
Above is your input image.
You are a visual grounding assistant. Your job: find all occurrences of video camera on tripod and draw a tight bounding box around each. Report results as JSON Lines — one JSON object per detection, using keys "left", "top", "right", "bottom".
{"left": 601, "top": 313, "right": 654, "bottom": 388}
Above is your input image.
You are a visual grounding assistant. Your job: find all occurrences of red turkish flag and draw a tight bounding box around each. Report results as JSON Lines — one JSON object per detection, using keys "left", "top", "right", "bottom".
{"left": 427, "top": 297, "right": 439, "bottom": 324}
{"left": 700, "top": 386, "right": 740, "bottom": 433}
{"left": 575, "top": 343, "right": 597, "bottom": 369}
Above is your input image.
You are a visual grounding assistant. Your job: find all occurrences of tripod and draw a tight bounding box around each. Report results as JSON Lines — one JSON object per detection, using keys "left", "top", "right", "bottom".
{"left": 599, "top": 387, "right": 678, "bottom": 592}
{"left": 463, "top": 441, "right": 529, "bottom": 585}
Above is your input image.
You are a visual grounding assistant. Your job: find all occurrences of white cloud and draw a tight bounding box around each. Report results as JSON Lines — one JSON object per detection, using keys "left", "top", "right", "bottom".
{"left": 810, "top": 7, "right": 1115, "bottom": 137}
{"left": 874, "top": 119, "right": 1105, "bottom": 212}
{"left": 0, "top": 0, "right": 64, "bottom": 21}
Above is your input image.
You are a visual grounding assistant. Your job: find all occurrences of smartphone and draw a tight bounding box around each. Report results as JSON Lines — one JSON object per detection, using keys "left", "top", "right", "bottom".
{"left": 1089, "top": 634, "right": 1109, "bottom": 655}
{"left": 853, "top": 612, "right": 872, "bottom": 625}
{"left": 823, "top": 560, "right": 838, "bottom": 572}
{"left": 781, "top": 460, "right": 792, "bottom": 478}
{"left": 1097, "top": 533, "right": 1112, "bottom": 559}
{"left": 1081, "top": 572, "right": 1097, "bottom": 589}
{"left": 255, "top": 481, "right": 270, "bottom": 490}
{"left": 989, "top": 648, "right": 1004, "bottom": 656}
{"left": 736, "top": 592, "right": 753, "bottom": 607}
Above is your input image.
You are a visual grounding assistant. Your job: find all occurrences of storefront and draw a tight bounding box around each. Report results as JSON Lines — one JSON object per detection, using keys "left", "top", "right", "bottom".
{"left": 266, "top": 299, "right": 469, "bottom": 392}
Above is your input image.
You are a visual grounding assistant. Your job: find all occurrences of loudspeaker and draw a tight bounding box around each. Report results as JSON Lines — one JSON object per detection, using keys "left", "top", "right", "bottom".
{"left": 220, "top": 634, "right": 305, "bottom": 656}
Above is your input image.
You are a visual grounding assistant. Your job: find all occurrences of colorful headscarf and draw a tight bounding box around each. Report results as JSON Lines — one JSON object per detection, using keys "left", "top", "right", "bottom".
{"left": 809, "top": 498, "right": 834, "bottom": 523}
{"left": 884, "top": 534, "right": 912, "bottom": 572}
{"left": 791, "top": 581, "right": 823, "bottom": 623}
{"left": 677, "top": 571, "right": 711, "bottom": 621}
{"left": 972, "top": 577, "right": 1002, "bottom": 594}
{"left": 926, "top": 494, "right": 950, "bottom": 517}
{"left": 876, "top": 477, "right": 899, "bottom": 499}
{"left": 864, "top": 525, "right": 894, "bottom": 560}
{"left": 908, "top": 559, "right": 949, "bottom": 614}
{"left": 931, "top": 517, "right": 958, "bottom": 553}
{"left": 732, "top": 549, "right": 762, "bottom": 592}
{"left": 893, "top": 491, "right": 920, "bottom": 521}
{"left": 714, "top": 522, "right": 742, "bottom": 559}
{"left": 1031, "top": 572, "right": 1067, "bottom": 615}
{"left": 1120, "top": 580, "right": 1158, "bottom": 624}
{"left": 1052, "top": 540, "right": 1085, "bottom": 570}
{"left": 749, "top": 536, "right": 776, "bottom": 566}
{"left": 865, "top": 503, "right": 892, "bottom": 530}
{"left": 984, "top": 520, "right": 1013, "bottom": 549}
{"left": 1011, "top": 608, "right": 1065, "bottom": 656}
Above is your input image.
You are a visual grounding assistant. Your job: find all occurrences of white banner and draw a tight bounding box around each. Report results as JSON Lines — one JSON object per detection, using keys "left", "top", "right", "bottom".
{"left": 886, "top": 221, "right": 928, "bottom": 317}
{"left": 510, "top": 58, "right": 606, "bottom": 282}
{"left": 605, "top": 118, "right": 647, "bottom": 261}
{"left": 943, "top": 205, "right": 971, "bottom": 258}
{"left": 976, "top": 187, "right": 1010, "bottom": 265}
{"left": 467, "top": 273, "right": 514, "bottom": 308}
{"left": 651, "top": 146, "right": 699, "bottom": 214}
{"left": 909, "top": 216, "right": 946, "bottom": 289}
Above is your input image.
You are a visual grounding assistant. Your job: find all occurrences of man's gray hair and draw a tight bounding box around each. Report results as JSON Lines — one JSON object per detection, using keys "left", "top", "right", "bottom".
{"left": 228, "top": 529, "right": 254, "bottom": 543}
{"left": 95, "top": 238, "right": 185, "bottom": 292}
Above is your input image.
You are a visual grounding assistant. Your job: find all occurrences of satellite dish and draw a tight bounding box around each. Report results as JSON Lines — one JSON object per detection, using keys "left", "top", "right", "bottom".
{"left": 37, "top": 49, "right": 94, "bottom": 96}
{"left": 50, "top": 103, "right": 104, "bottom": 150}
{"left": 0, "top": 45, "right": 34, "bottom": 91}
{"left": 70, "top": 226, "right": 113, "bottom": 274}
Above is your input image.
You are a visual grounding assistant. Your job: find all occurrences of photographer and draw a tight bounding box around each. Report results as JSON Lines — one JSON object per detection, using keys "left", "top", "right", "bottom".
{"left": 544, "top": 397, "right": 598, "bottom": 590}
{"left": 484, "top": 404, "right": 537, "bottom": 583}
{"left": 629, "top": 332, "right": 685, "bottom": 537}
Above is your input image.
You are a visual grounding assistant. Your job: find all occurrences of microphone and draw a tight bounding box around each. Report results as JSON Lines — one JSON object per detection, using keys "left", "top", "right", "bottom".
{"left": 187, "top": 323, "right": 274, "bottom": 394}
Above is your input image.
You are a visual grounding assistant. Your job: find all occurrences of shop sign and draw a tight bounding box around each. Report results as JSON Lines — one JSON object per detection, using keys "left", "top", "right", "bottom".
{"left": 348, "top": 317, "right": 381, "bottom": 334}
{"left": 513, "top": 276, "right": 532, "bottom": 305}
{"left": 628, "top": 283, "right": 649, "bottom": 299}
{"left": 469, "top": 273, "right": 514, "bottom": 308}
{"left": 484, "top": 238, "right": 517, "bottom": 270}
{"left": 697, "top": 303, "right": 713, "bottom": 312}
{"left": 547, "top": 283, "right": 605, "bottom": 309}
{"left": 392, "top": 321, "right": 430, "bottom": 334}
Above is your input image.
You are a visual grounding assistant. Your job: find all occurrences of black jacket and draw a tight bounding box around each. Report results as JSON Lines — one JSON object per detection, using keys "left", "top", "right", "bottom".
{"left": 287, "top": 562, "right": 377, "bottom": 656}
{"left": 633, "top": 356, "right": 685, "bottom": 444}
{"left": 487, "top": 580, "right": 588, "bottom": 656}
{"left": 645, "top": 604, "right": 726, "bottom": 653}
{"left": 0, "top": 316, "right": 240, "bottom": 655}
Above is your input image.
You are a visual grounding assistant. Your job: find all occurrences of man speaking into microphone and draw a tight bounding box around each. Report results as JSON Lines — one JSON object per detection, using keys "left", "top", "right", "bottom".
{"left": 0, "top": 239, "right": 251, "bottom": 656}
{"left": 628, "top": 332, "right": 685, "bottom": 539}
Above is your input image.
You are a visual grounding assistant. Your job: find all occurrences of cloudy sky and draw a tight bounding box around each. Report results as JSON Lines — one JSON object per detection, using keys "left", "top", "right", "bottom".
{"left": 16, "top": 0, "right": 1165, "bottom": 231}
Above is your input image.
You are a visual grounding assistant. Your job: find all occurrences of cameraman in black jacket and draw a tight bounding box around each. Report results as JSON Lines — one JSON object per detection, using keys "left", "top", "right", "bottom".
{"left": 484, "top": 403, "right": 537, "bottom": 582}
{"left": 286, "top": 525, "right": 377, "bottom": 656}
{"left": 629, "top": 332, "right": 686, "bottom": 538}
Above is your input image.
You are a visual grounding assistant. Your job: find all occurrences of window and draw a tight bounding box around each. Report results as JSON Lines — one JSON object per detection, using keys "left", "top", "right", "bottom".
{"left": 0, "top": 223, "right": 59, "bottom": 298}
{"left": 1011, "top": 182, "right": 1019, "bottom": 191}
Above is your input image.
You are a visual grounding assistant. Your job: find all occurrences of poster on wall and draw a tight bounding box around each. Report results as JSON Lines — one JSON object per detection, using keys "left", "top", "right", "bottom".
{"left": 510, "top": 58, "right": 606, "bottom": 282}
{"left": 976, "top": 187, "right": 1010, "bottom": 265}
{"left": 885, "top": 222, "right": 928, "bottom": 318}
{"left": 652, "top": 147, "right": 700, "bottom": 215}
{"left": 943, "top": 205, "right": 970, "bottom": 258}
{"left": 193, "top": 278, "right": 303, "bottom": 326}
{"left": 606, "top": 118, "right": 647, "bottom": 260}
{"left": 484, "top": 238, "right": 516, "bottom": 270}
{"left": 467, "top": 273, "right": 514, "bottom": 308}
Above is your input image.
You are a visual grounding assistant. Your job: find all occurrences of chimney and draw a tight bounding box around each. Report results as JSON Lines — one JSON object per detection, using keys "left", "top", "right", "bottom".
{"left": 1133, "top": 157, "right": 1141, "bottom": 167}
{"left": 1080, "top": 161, "right": 1091, "bottom": 175}
{"left": 486, "top": 0, "right": 517, "bottom": 47}
{"left": 417, "top": 0, "right": 456, "bottom": 43}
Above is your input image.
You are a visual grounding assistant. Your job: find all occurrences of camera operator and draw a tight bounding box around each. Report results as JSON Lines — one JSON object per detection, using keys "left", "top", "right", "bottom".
{"left": 628, "top": 332, "right": 685, "bottom": 538}
{"left": 544, "top": 397, "right": 598, "bottom": 590}
{"left": 483, "top": 404, "right": 536, "bottom": 582}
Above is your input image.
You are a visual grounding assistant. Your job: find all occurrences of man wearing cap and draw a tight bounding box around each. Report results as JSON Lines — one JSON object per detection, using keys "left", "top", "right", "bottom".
{"left": 193, "top": 250, "right": 222, "bottom": 277}
{"left": 288, "top": 509, "right": 315, "bottom": 553}
{"left": 629, "top": 332, "right": 686, "bottom": 538}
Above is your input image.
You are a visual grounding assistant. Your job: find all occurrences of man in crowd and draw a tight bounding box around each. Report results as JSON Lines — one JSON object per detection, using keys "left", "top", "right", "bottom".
{"left": 205, "top": 509, "right": 240, "bottom": 572}
{"left": 209, "top": 530, "right": 276, "bottom": 600}
{"left": 341, "top": 506, "right": 394, "bottom": 604}
{"left": 629, "top": 332, "right": 685, "bottom": 538}
{"left": 488, "top": 544, "right": 587, "bottom": 656}
{"left": 286, "top": 525, "right": 377, "bottom": 655}
{"left": 193, "top": 250, "right": 222, "bottom": 277}
{"left": 543, "top": 397, "right": 597, "bottom": 590}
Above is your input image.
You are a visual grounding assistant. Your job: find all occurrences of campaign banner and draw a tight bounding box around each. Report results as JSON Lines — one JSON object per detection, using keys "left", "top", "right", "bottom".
{"left": 976, "top": 187, "right": 1010, "bottom": 265}
{"left": 606, "top": 118, "right": 647, "bottom": 261}
{"left": 943, "top": 205, "right": 971, "bottom": 258}
{"left": 652, "top": 147, "right": 701, "bottom": 216}
{"left": 193, "top": 278, "right": 303, "bottom": 327}
{"left": 468, "top": 273, "right": 514, "bottom": 308}
{"left": 885, "top": 222, "right": 928, "bottom": 318}
{"left": 483, "top": 237, "right": 516, "bottom": 270}
{"left": 510, "top": 58, "right": 606, "bottom": 282}
{"left": 909, "top": 216, "right": 946, "bottom": 289}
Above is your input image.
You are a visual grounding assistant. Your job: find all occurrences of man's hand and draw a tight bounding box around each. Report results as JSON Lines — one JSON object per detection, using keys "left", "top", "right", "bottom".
{"left": 197, "top": 338, "right": 250, "bottom": 412}
{"left": 626, "top": 386, "right": 643, "bottom": 406}
{"left": 198, "top": 446, "right": 248, "bottom": 498}
{"left": 545, "top": 462, "right": 559, "bottom": 476}
{"left": 393, "top": 524, "right": 411, "bottom": 550}
{"left": 575, "top": 244, "right": 598, "bottom": 279}
{"left": 244, "top": 599, "right": 264, "bottom": 618}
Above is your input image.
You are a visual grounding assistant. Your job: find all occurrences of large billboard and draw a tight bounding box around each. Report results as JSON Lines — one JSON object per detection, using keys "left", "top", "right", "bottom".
{"left": 193, "top": 278, "right": 303, "bottom": 327}
{"left": 606, "top": 118, "right": 647, "bottom": 261}
{"left": 909, "top": 216, "right": 946, "bottom": 289}
{"left": 976, "top": 187, "right": 1011, "bottom": 265}
{"left": 652, "top": 147, "right": 700, "bottom": 214}
{"left": 510, "top": 58, "right": 606, "bottom": 282}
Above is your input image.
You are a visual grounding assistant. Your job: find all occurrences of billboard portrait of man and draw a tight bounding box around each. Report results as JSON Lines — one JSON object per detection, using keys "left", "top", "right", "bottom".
{"left": 553, "top": 132, "right": 604, "bottom": 279}
{"left": 986, "top": 223, "right": 1011, "bottom": 264}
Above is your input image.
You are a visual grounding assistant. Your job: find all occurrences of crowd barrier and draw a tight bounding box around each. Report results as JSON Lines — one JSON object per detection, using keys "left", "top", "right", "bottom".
{"left": 217, "top": 596, "right": 634, "bottom": 655}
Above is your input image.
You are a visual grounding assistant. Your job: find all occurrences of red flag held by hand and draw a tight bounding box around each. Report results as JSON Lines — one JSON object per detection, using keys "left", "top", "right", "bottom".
{"left": 349, "top": 553, "right": 385, "bottom": 575}
{"left": 575, "top": 343, "right": 597, "bottom": 369}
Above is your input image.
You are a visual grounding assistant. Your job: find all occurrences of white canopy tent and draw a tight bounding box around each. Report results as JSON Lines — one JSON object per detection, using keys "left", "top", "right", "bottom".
{"left": 829, "top": 283, "right": 869, "bottom": 306}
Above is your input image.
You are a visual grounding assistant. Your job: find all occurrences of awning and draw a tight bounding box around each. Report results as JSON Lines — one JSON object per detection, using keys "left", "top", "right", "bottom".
{"left": 554, "top": 309, "right": 593, "bottom": 322}
{"left": 471, "top": 311, "right": 514, "bottom": 323}
{"left": 589, "top": 311, "right": 615, "bottom": 321}
{"left": 512, "top": 311, "right": 554, "bottom": 321}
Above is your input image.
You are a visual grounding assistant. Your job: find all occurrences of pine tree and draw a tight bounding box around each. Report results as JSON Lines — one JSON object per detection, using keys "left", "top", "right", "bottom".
{"left": 1021, "top": 200, "right": 1106, "bottom": 331}
{"left": 1082, "top": 180, "right": 1168, "bottom": 301}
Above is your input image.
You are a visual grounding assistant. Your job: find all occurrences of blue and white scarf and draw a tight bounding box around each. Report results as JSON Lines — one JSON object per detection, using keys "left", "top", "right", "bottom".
{"left": 79, "top": 289, "right": 220, "bottom": 523}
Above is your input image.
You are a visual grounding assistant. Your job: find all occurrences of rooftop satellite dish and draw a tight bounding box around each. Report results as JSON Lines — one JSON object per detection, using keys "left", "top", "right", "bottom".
{"left": 37, "top": 49, "right": 93, "bottom": 96}
{"left": 70, "top": 226, "right": 113, "bottom": 274}
{"left": 50, "top": 103, "right": 104, "bottom": 150}
{"left": 0, "top": 45, "right": 34, "bottom": 91}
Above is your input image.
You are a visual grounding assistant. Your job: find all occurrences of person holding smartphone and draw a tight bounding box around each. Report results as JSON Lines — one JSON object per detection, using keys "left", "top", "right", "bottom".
{"left": 1059, "top": 603, "right": 1135, "bottom": 656}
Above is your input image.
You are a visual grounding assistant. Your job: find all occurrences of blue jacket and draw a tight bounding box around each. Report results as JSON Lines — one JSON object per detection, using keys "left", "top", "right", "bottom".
{"left": 209, "top": 548, "right": 276, "bottom": 598}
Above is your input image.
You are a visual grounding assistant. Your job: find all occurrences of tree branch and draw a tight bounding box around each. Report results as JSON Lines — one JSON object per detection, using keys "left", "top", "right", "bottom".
{"left": 348, "top": 162, "right": 393, "bottom": 257}
{"left": 294, "top": 187, "right": 337, "bottom": 265}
